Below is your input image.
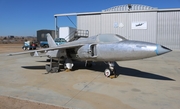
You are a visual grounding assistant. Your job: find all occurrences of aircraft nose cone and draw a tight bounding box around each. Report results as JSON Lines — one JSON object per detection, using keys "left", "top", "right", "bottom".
{"left": 156, "top": 45, "right": 172, "bottom": 55}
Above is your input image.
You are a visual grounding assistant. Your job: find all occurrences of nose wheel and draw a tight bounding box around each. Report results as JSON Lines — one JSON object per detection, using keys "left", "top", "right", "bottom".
{"left": 104, "top": 68, "right": 112, "bottom": 77}
{"left": 104, "top": 62, "right": 117, "bottom": 78}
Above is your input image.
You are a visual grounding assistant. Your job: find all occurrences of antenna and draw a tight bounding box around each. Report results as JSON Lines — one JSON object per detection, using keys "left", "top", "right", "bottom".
{"left": 128, "top": 4, "right": 132, "bottom": 11}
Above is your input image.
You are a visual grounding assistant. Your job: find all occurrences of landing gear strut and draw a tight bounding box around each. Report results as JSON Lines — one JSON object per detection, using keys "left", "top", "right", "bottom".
{"left": 45, "top": 57, "right": 74, "bottom": 73}
{"left": 85, "top": 61, "right": 92, "bottom": 67}
{"left": 104, "top": 62, "right": 117, "bottom": 78}
{"left": 45, "top": 57, "right": 60, "bottom": 73}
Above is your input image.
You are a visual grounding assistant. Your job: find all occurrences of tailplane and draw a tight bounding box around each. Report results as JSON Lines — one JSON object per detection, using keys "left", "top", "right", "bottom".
{"left": 46, "top": 33, "right": 57, "bottom": 47}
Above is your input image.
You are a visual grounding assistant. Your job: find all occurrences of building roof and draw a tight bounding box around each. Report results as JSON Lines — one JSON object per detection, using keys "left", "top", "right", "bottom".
{"left": 54, "top": 4, "right": 180, "bottom": 17}
{"left": 102, "top": 4, "right": 158, "bottom": 12}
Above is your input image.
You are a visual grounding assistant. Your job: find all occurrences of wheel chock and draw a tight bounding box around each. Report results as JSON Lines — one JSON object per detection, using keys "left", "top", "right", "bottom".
{"left": 109, "top": 75, "right": 116, "bottom": 79}
{"left": 65, "top": 69, "right": 71, "bottom": 72}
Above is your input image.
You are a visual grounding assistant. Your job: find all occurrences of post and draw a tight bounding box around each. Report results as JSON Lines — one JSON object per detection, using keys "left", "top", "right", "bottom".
{"left": 55, "top": 16, "right": 58, "bottom": 38}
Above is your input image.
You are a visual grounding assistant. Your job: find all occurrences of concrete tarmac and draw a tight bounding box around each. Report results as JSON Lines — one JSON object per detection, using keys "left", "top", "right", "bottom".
{"left": 0, "top": 50, "right": 180, "bottom": 109}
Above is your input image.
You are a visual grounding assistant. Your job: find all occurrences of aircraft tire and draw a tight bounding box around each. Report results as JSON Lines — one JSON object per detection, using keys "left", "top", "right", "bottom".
{"left": 104, "top": 68, "right": 112, "bottom": 77}
{"left": 27, "top": 47, "right": 30, "bottom": 50}
{"left": 23, "top": 47, "right": 26, "bottom": 51}
{"left": 45, "top": 64, "right": 51, "bottom": 73}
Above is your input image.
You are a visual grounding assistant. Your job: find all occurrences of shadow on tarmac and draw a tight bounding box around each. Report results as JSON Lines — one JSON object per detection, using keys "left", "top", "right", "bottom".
{"left": 22, "top": 66, "right": 45, "bottom": 70}
{"left": 22, "top": 61, "right": 175, "bottom": 81}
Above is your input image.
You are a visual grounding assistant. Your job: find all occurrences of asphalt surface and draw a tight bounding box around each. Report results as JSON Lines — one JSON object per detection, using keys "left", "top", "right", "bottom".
{"left": 0, "top": 48, "right": 180, "bottom": 109}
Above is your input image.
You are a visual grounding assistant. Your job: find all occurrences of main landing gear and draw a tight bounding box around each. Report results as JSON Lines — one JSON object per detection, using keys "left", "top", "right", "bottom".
{"left": 45, "top": 58, "right": 117, "bottom": 79}
{"left": 45, "top": 57, "right": 73, "bottom": 73}
{"left": 45, "top": 57, "right": 59, "bottom": 73}
{"left": 104, "top": 62, "right": 117, "bottom": 79}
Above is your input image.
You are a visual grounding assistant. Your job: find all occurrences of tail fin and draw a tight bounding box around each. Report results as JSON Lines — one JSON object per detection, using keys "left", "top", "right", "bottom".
{"left": 46, "top": 33, "right": 57, "bottom": 47}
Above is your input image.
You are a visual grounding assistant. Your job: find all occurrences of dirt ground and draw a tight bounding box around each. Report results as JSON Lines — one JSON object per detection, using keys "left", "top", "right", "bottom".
{"left": 0, "top": 96, "right": 67, "bottom": 109}
{"left": 0, "top": 44, "right": 23, "bottom": 53}
{"left": 0, "top": 44, "right": 67, "bottom": 109}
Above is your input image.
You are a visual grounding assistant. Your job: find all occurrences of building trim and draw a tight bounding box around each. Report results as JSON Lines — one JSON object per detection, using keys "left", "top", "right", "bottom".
{"left": 54, "top": 8, "right": 180, "bottom": 17}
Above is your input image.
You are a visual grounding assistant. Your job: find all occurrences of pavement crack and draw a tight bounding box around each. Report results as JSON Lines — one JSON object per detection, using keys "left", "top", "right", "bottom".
{"left": 63, "top": 72, "right": 101, "bottom": 106}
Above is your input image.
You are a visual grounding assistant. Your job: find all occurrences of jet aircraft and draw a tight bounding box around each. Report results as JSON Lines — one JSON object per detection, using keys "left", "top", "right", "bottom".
{"left": 136, "top": 23, "right": 144, "bottom": 27}
{"left": 8, "top": 33, "right": 172, "bottom": 77}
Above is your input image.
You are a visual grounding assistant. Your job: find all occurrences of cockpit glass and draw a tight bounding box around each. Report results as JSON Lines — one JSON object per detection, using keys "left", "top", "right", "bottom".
{"left": 54, "top": 38, "right": 66, "bottom": 42}
{"left": 97, "top": 34, "right": 126, "bottom": 43}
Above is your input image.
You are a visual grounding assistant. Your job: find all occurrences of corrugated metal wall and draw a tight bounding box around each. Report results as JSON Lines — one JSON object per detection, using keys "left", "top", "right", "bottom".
{"left": 157, "top": 11, "right": 180, "bottom": 49}
{"left": 77, "top": 10, "right": 180, "bottom": 49}
{"left": 77, "top": 15, "right": 101, "bottom": 36}
{"left": 78, "top": 12, "right": 157, "bottom": 42}
{"left": 128, "top": 12, "right": 157, "bottom": 42}
{"left": 101, "top": 13, "right": 128, "bottom": 38}
{"left": 101, "top": 12, "right": 157, "bottom": 42}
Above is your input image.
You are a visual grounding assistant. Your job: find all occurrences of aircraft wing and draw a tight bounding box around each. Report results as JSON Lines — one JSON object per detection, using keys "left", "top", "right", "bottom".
{"left": 8, "top": 43, "right": 84, "bottom": 56}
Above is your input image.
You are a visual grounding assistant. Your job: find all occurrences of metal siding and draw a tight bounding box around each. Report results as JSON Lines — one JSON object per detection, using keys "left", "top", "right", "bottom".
{"left": 128, "top": 12, "right": 157, "bottom": 43}
{"left": 101, "top": 13, "right": 128, "bottom": 38}
{"left": 101, "top": 12, "right": 157, "bottom": 42}
{"left": 77, "top": 15, "right": 101, "bottom": 36}
{"left": 77, "top": 10, "right": 180, "bottom": 50}
{"left": 157, "top": 11, "right": 180, "bottom": 49}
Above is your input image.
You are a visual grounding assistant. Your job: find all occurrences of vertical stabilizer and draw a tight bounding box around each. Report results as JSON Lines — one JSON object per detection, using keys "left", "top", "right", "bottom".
{"left": 46, "top": 33, "right": 57, "bottom": 47}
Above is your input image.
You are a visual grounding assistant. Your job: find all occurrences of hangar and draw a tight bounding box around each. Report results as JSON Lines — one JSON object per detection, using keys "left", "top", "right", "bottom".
{"left": 54, "top": 4, "right": 180, "bottom": 49}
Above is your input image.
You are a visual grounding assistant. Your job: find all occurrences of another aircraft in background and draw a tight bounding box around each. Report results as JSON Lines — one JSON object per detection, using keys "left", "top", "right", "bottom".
{"left": 8, "top": 33, "right": 172, "bottom": 78}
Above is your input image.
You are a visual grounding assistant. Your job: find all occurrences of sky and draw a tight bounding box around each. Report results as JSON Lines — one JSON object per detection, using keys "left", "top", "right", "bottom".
{"left": 0, "top": 0, "right": 180, "bottom": 36}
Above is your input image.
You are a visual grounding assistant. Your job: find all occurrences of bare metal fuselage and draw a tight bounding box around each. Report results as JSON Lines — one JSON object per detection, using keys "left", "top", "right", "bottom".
{"left": 51, "top": 35, "right": 169, "bottom": 62}
{"left": 76, "top": 40, "right": 158, "bottom": 61}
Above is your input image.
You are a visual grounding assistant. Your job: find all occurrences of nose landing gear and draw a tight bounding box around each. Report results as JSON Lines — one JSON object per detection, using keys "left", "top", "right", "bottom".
{"left": 104, "top": 62, "right": 117, "bottom": 79}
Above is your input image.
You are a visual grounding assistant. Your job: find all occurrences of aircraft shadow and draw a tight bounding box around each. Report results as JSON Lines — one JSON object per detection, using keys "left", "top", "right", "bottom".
{"left": 36, "top": 59, "right": 58, "bottom": 63}
{"left": 21, "top": 61, "right": 174, "bottom": 81}
{"left": 73, "top": 62, "right": 175, "bottom": 81}
{"left": 36, "top": 61, "right": 47, "bottom": 62}
{"left": 21, "top": 66, "right": 45, "bottom": 70}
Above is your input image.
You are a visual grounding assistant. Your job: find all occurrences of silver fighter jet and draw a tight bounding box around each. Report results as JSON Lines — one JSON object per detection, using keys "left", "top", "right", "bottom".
{"left": 8, "top": 33, "right": 172, "bottom": 77}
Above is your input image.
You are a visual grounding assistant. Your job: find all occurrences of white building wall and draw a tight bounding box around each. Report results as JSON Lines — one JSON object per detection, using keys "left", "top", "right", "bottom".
{"left": 101, "top": 13, "right": 128, "bottom": 38}
{"left": 77, "top": 5, "right": 180, "bottom": 49}
{"left": 77, "top": 15, "right": 101, "bottom": 36}
{"left": 157, "top": 11, "right": 180, "bottom": 49}
{"left": 128, "top": 12, "right": 157, "bottom": 43}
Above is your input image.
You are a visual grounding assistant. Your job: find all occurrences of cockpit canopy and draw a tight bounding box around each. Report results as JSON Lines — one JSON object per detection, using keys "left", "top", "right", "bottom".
{"left": 97, "top": 34, "right": 127, "bottom": 43}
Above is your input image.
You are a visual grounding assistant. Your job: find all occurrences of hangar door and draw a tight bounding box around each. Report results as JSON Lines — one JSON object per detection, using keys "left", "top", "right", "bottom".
{"left": 101, "top": 12, "right": 157, "bottom": 43}
{"left": 77, "top": 15, "right": 101, "bottom": 36}
{"left": 157, "top": 11, "right": 180, "bottom": 49}
{"left": 101, "top": 13, "right": 128, "bottom": 38}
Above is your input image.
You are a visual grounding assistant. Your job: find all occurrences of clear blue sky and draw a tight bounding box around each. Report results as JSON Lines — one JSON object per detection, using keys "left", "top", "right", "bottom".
{"left": 0, "top": 0, "right": 180, "bottom": 36}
